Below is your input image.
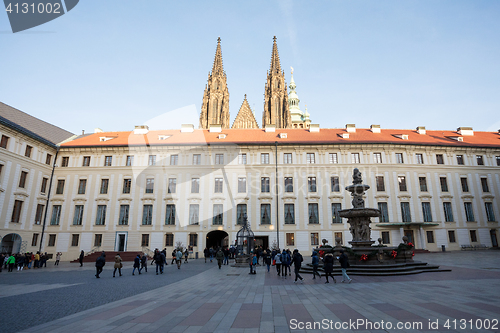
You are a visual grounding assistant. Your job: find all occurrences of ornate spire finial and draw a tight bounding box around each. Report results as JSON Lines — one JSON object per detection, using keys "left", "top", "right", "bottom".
{"left": 244, "top": 94, "right": 247, "bottom": 99}
{"left": 212, "top": 37, "right": 224, "bottom": 76}
{"left": 291, "top": 66, "right": 294, "bottom": 75}
{"left": 217, "top": 36, "right": 221, "bottom": 43}
{"left": 273, "top": 35, "right": 277, "bottom": 42}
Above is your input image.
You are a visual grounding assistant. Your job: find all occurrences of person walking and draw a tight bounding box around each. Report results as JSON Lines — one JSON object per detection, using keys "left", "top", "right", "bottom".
{"left": 141, "top": 254, "right": 148, "bottom": 273}
{"left": 216, "top": 248, "right": 224, "bottom": 269}
{"left": 153, "top": 249, "right": 164, "bottom": 275}
{"left": 323, "top": 253, "right": 336, "bottom": 284}
{"left": 175, "top": 249, "right": 183, "bottom": 269}
{"left": 34, "top": 251, "right": 40, "bottom": 268}
{"left": 55, "top": 252, "right": 61, "bottom": 266}
{"left": 171, "top": 249, "right": 176, "bottom": 265}
{"left": 79, "top": 250, "right": 84, "bottom": 267}
{"left": 95, "top": 253, "right": 106, "bottom": 278}
{"left": 209, "top": 247, "right": 214, "bottom": 263}
{"left": 204, "top": 247, "right": 209, "bottom": 263}
{"left": 311, "top": 251, "right": 321, "bottom": 279}
{"left": 16, "top": 254, "right": 24, "bottom": 271}
{"left": 264, "top": 250, "right": 271, "bottom": 272}
{"left": 250, "top": 253, "right": 257, "bottom": 274}
{"left": 132, "top": 254, "right": 142, "bottom": 275}
{"left": 113, "top": 253, "right": 123, "bottom": 277}
{"left": 7, "top": 254, "right": 15, "bottom": 272}
{"left": 184, "top": 249, "right": 189, "bottom": 263}
{"left": 274, "top": 250, "right": 282, "bottom": 276}
{"left": 338, "top": 249, "right": 352, "bottom": 283}
{"left": 223, "top": 247, "right": 229, "bottom": 265}
{"left": 292, "top": 249, "right": 304, "bottom": 283}
{"left": 281, "top": 250, "right": 290, "bottom": 279}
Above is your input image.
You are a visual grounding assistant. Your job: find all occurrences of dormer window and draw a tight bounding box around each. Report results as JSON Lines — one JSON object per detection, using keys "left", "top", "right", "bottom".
{"left": 158, "top": 135, "right": 170, "bottom": 140}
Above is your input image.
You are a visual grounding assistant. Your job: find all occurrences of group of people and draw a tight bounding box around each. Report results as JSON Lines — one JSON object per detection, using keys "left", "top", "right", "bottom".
{"left": 203, "top": 246, "right": 233, "bottom": 265}
{"left": 0, "top": 251, "right": 61, "bottom": 272}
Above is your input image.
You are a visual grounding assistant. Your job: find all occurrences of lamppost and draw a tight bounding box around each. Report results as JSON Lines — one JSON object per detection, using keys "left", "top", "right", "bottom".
{"left": 275, "top": 141, "right": 279, "bottom": 249}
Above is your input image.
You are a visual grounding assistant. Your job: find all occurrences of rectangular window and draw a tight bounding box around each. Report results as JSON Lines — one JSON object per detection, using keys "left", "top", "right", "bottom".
{"left": 238, "top": 177, "right": 246, "bottom": 193}
{"left": 213, "top": 204, "right": 223, "bottom": 225}
{"left": 401, "top": 202, "right": 411, "bottom": 222}
{"left": 261, "top": 153, "right": 269, "bottom": 164}
{"left": 284, "top": 204, "right": 295, "bottom": 224}
{"left": 378, "top": 202, "right": 389, "bottom": 222}
{"left": 34, "top": 204, "right": 44, "bottom": 224}
{"left": 496, "top": 156, "right": 500, "bottom": 166}
{"left": 376, "top": 176, "right": 385, "bottom": 192}
{"left": 142, "top": 205, "right": 153, "bottom": 225}
{"left": 25, "top": 145, "right": 32, "bottom": 157}
{"left": 481, "top": 178, "right": 489, "bottom": 192}
{"left": 456, "top": 155, "right": 464, "bottom": 165}
{"left": 422, "top": 202, "right": 432, "bottom": 222}
{"left": 168, "top": 178, "right": 177, "bottom": 194}
{"left": 308, "top": 203, "right": 319, "bottom": 224}
{"left": 331, "top": 176, "right": 340, "bottom": 192}
{"left": 485, "top": 202, "right": 496, "bottom": 222}
{"left": 443, "top": 202, "right": 454, "bottom": 222}
{"left": 41, "top": 177, "right": 48, "bottom": 193}
{"left": 214, "top": 178, "right": 223, "bottom": 193}
{"left": 94, "top": 234, "right": 102, "bottom": 247}
{"left": 332, "top": 203, "right": 342, "bottom": 224}
{"left": 286, "top": 233, "right": 295, "bottom": 246}
{"left": 416, "top": 153, "right": 424, "bottom": 164}
{"left": 100, "top": 179, "right": 109, "bottom": 194}
{"left": 440, "top": 177, "right": 448, "bottom": 192}
{"left": 236, "top": 204, "right": 247, "bottom": 225}
{"left": 73, "top": 205, "right": 84, "bottom": 225}
{"left": 470, "top": 230, "right": 478, "bottom": 243}
{"left": 145, "top": 178, "right": 154, "bottom": 193}
{"left": 381, "top": 231, "right": 390, "bottom": 244}
{"left": 398, "top": 176, "right": 407, "bottom": 191}
{"left": 170, "top": 154, "right": 179, "bottom": 165}
{"left": 104, "top": 156, "right": 112, "bottom": 166}
{"left": 374, "top": 153, "right": 382, "bottom": 164}
{"left": 464, "top": 202, "right": 475, "bottom": 222}
{"left": 165, "top": 233, "right": 174, "bottom": 247}
{"left": 95, "top": 205, "right": 106, "bottom": 225}
{"left": 123, "top": 179, "right": 131, "bottom": 194}
{"left": 419, "top": 177, "right": 428, "bottom": 192}
{"left": 19, "top": 171, "right": 27, "bottom": 188}
{"left": 31, "top": 233, "right": 39, "bottom": 246}
{"left": 306, "top": 153, "right": 315, "bottom": 164}
{"left": 477, "top": 155, "right": 484, "bottom": 165}
{"left": 71, "top": 234, "right": 79, "bottom": 246}
{"left": 215, "top": 154, "right": 224, "bottom": 165}
{"left": 351, "top": 153, "right": 360, "bottom": 164}
{"left": 284, "top": 177, "right": 293, "bottom": 192}
{"left": 261, "top": 204, "right": 271, "bottom": 224}
{"left": 193, "top": 154, "right": 201, "bottom": 165}
{"left": 189, "top": 234, "right": 198, "bottom": 247}
{"left": 149, "top": 155, "right": 157, "bottom": 166}
{"left": 238, "top": 153, "right": 247, "bottom": 164}
{"left": 460, "top": 177, "right": 469, "bottom": 192}
{"left": 284, "top": 153, "right": 293, "bottom": 164}
{"left": 329, "top": 153, "right": 338, "bottom": 164}
{"left": 50, "top": 205, "right": 61, "bottom": 225}
{"left": 308, "top": 177, "right": 317, "bottom": 192}
{"left": 396, "top": 153, "right": 404, "bottom": 164}
{"left": 119, "top": 205, "right": 129, "bottom": 225}
{"left": 46, "top": 153, "right": 52, "bottom": 165}
{"left": 48, "top": 234, "right": 56, "bottom": 247}
{"left": 126, "top": 155, "right": 134, "bottom": 166}
{"left": 426, "top": 231, "right": 435, "bottom": 243}
{"left": 141, "top": 234, "right": 150, "bottom": 247}
{"left": 82, "top": 156, "right": 91, "bottom": 167}
{"left": 261, "top": 177, "right": 270, "bottom": 193}
{"left": 0, "top": 135, "right": 9, "bottom": 149}
{"left": 165, "top": 204, "right": 176, "bottom": 225}
{"left": 56, "top": 179, "right": 65, "bottom": 194}
{"left": 310, "top": 233, "right": 319, "bottom": 246}
{"left": 191, "top": 178, "right": 200, "bottom": 193}
{"left": 78, "top": 179, "right": 87, "bottom": 194}
{"left": 436, "top": 154, "right": 444, "bottom": 164}
{"left": 61, "top": 156, "right": 69, "bottom": 167}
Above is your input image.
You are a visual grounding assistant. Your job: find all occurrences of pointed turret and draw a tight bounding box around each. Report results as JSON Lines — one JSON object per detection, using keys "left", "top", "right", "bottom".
{"left": 288, "top": 67, "right": 311, "bottom": 129}
{"left": 232, "top": 95, "right": 259, "bottom": 129}
{"left": 200, "top": 37, "right": 230, "bottom": 129}
{"left": 270, "top": 36, "right": 282, "bottom": 74}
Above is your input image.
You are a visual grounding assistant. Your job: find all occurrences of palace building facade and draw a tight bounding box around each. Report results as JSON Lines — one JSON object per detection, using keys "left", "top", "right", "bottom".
{"left": 1, "top": 38, "right": 499, "bottom": 260}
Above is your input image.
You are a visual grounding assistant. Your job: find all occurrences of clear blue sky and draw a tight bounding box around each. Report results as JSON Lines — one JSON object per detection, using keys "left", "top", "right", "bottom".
{"left": 1, "top": 0, "right": 499, "bottom": 134}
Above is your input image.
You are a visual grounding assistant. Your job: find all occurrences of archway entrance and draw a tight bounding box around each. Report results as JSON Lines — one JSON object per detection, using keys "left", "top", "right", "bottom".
{"left": 1, "top": 233, "right": 22, "bottom": 254}
{"left": 206, "top": 230, "right": 229, "bottom": 249}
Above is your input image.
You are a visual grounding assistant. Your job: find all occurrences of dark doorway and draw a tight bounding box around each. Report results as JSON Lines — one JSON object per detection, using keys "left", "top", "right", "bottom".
{"left": 491, "top": 230, "right": 498, "bottom": 247}
{"left": 206, "top": 230, "right": 229, "bottom": 249}
{"left": 1, "top": 233, "right": 21, "bottom": 254}
{"left": 254, "top": 236, "right": 269, "bottom": 250}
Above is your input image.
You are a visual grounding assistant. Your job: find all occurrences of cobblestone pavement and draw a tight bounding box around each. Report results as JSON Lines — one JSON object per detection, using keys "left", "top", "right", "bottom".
{"left": 1, "top": 251, "right": 499, "bottom": 333}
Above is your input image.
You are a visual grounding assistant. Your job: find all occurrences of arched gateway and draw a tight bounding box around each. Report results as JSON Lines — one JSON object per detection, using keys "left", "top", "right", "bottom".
{"left": 1, "top": 233, "right": 22, "bottom": 254}
{"left": 206, "top": 230, "right": 229, "bottom": 249}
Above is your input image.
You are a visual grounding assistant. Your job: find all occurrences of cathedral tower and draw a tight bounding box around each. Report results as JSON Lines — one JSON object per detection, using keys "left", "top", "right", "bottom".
{"left": 262, "top": 36, "right": 291, "bottom": 129}
{"left": 200, "top": 37, "right": 230, "bottom": 129}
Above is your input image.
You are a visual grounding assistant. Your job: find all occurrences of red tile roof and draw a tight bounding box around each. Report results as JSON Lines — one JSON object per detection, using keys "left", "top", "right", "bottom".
{"left": 60, "top": 128, "right": 500, "bottom": 149}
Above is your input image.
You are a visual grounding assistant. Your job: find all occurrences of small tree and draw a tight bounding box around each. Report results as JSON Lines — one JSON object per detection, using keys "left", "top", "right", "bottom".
{"left": 175, "top": 241, "right": 184, "bottom": 251}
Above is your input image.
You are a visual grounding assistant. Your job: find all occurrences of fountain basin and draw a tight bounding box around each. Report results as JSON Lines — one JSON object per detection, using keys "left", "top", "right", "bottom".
{"left": 339, "top": 208, "right": 380, "bottom": 218}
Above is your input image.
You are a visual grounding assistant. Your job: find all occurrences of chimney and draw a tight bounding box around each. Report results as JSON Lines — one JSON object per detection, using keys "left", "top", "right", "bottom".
{"left": 181, "top": 124, "right": 194, "bottom": 133}
{"left": 416, "top": 126, "right": 426, "bottom": 135}
{"left": 457, "top": 127, "right": 474, "bottom": 136}
{"left": 370, "top": 125, "right": 381, "bottom": 133}
{"left": 133, "top": 125, "right": 149, "bottom": 135}
{"left": 82, "top": 130, "right": 85, "bottom": 135}
{"left": 209, "top": 124, "right": 222, "bottom": 133}
{"left": 94, "top": 128, "right": 103, "bottom": 133}
{"left": 265, "top": 124, "right": 276, "bottom": 132}
{"left": 346, "top": 124, "right": 356, "bottom": 133}
{"left": 309, "top": 124, "right": 320, "bottom": 132}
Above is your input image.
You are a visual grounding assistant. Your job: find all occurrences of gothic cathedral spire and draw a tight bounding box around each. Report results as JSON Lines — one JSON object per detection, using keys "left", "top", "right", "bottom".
{"left": 200, "top": 37, "right": 230, "bottom": 129}
{"left": 262, "top": 36, "right": 291, "bottom": 129}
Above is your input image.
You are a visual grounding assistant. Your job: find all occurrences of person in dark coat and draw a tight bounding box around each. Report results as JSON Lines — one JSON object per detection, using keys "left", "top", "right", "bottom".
{"left": 215, "top": 248, "right": 224, "bottom": 269}
{"left": 204, "top": 247, "right": 210, "bottom": 263}
{"left": 311, "top": 251, "right": 321, "bottom": 279}
{"left": 153, "top": 249, "right": 164, "bottom": 274}
{"left": 264, "top": 250, "right": 272, "bottom": 272}
{"left": 95, "top": 253, "right": 106, "bottom": 278}
{"left": 79, "top": 250, "right": 84, "bottom": 267}
{"left": 292, "top": 249, "right": 304, "bottom": 283}
{"left": 280, "top": 250, "right": 290, "bottom": 278}
{"left": 141, "top": 254, "right": 148, "bottom": 272}
{"left": 338, "top": 249, "right": 352, "bottom": 283}
{"left": 322, "top": 253, "right": 336, "bottom": 283}
{"left": 132, "top": 254, "right": 141, "bottom": 275}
